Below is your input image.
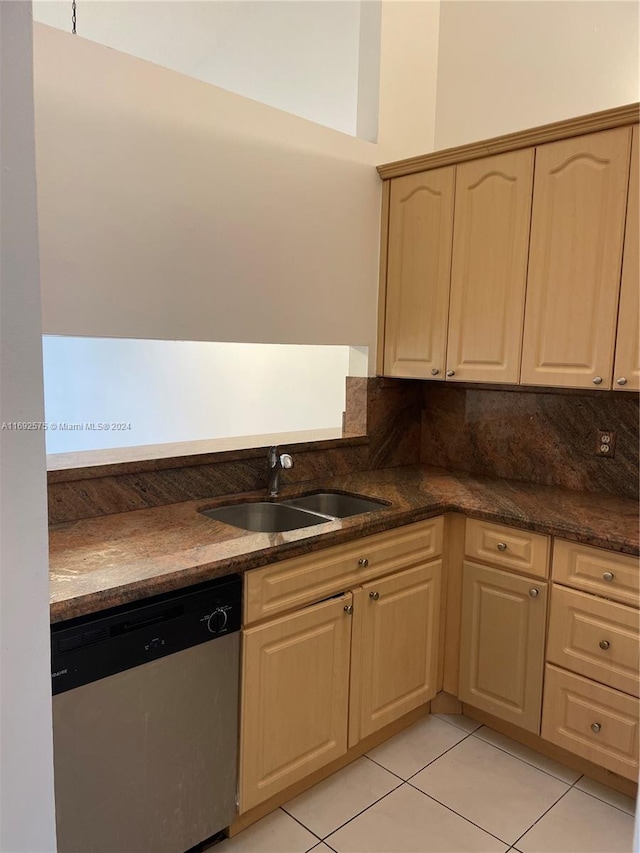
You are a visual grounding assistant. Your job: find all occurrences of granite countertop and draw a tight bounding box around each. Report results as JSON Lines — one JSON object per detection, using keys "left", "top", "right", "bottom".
{"left": 49, "top": 464, "right": 640, "bottom": 623}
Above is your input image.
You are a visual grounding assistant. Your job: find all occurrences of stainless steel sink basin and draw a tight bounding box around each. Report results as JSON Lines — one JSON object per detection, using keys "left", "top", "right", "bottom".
{"left": 282, "top": 492, "right": 388, "bottom": 518}
{"left": 200, "top": 491, "right": 389, "bottom": 532}
{"left": 199, "top": 502, "right": 329, "bottom": 533}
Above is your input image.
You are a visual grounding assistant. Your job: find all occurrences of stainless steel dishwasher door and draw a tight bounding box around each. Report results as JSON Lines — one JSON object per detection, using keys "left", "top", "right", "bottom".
{"left": 53, "top": 632, "right": 239, "bottom": 853}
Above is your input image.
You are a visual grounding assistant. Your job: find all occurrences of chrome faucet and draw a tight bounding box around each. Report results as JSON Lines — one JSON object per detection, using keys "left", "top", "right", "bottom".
{"left": 267, "top": 446, "right": 294, "bottom": 497}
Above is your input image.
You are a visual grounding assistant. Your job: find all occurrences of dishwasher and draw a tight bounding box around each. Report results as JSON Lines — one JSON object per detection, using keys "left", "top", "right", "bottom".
{"left": 51, "top": 574, "right": 241, "bottom": 853}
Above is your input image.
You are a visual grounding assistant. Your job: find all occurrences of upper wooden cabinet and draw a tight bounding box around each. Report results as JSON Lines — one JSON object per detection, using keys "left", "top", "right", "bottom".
{"left": 613, "top": 125, "right": 639, "bottom": 391}
{"left": 378, "top": 105, "right": 639, "bottom": 391}
{"left": 520, "top": 127, "right": 632, "bottom": 389}
{"left": 383, "top": 168, "right": 455, "bottom": 378}
{"left": 446, "top": 149, "right": 534, "bottom": 383}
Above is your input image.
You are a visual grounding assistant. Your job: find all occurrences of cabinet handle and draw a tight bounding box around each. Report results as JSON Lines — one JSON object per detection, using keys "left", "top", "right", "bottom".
{"left": 369, "top": 591, "right": 380, "bottom": 601}
{"left": 358, "top": 558, "right": 369, "bottom": 568}
{"left": 446, "top": 370, "right": 455, "bottom": 377}
{"left": 592, "top": 376, "right": 603, "bottom": 385}
{"left": 497, "top": 542, "right": 508, "bottom": 552}
{"left": 617, "top": 377, "right": 628, "bottom": 386}
{"left": 602, "top": 572, "right": 615, "bottom": 582}
{"left": 529, "top": 588, "right": 539, "bottom": 598}
{"left": 344, "top": 604, "right": 353, "bottom": 615}
{"left": 591, "top": 722, "right": 602, "bottom": 734}
{"left": 431, "top": 368, "right": 440, "bottom": 376}
{"left": 599, "top": 640, "right": 610, "bottom": 650}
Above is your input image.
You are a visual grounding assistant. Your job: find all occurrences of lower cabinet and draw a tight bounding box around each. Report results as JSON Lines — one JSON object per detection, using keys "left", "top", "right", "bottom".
{"left": 458, "top": 561, "right": 548, "bottom": 733}
{"left": 238, "top": 526, "right": 443, "bottom": 814}
{"left": 239, "top": 593, "right": 353, "bottom": 812}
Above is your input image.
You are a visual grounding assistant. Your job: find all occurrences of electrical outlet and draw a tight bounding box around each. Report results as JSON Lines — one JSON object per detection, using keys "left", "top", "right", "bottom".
{"left": 596, "top": 429, "right": 616, "bottom": 458}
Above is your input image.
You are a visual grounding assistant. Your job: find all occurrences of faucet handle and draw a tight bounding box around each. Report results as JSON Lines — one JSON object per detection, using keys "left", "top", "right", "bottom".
{"left": 280, "top": 453, "right": 294, "bottom": 470}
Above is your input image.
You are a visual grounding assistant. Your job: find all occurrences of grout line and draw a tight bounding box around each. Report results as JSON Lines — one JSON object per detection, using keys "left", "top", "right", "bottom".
{"left": 431, "top": 713, "right": 482, "bottom": 735}
{"left": 569, "top": 783, "right": 637, "bottom": 817}
{"left": 470, "top": 727, "right": 581, "bottom": 785}
{"left": 510, "top": 784, "right": 574, "bottom": 849}
{"left": 280, "top": 807, "right": 323, "bottom": 844}
{"left": 405, "top": 782, "right": 511, "bottom": 846}
{"left": 318, "top": 779, "right": 405, "bottom": 843}
{"left": 405, "top": 730, "right": 476, "bottom": 782}
{"left": 363, "top": 753, "right": 407, "bottom": 783}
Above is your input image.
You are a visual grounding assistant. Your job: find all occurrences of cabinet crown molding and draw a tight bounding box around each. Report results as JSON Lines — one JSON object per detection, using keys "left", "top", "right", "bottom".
{"left": 377, "top": 102, "right": 640, "bottom": 180}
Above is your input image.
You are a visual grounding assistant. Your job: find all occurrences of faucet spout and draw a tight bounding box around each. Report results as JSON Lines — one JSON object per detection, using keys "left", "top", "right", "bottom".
{"left": 267, "top": 446, "right": 294, "bottom": 497}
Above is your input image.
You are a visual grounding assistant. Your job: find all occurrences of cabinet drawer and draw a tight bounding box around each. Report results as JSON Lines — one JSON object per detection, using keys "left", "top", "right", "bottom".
{"left": 547, "top": 585, "right": 640, "bottom": 697}
{"left": 552, "top": 540, "right": 639, "bottom": 607}
{"left": 542, "top": 665, "right": 639, "bottom": 781}
{"left": 465, "top": 518, "right": 550, "bottom": 578}
{"left": 245, "top": 517, "right": 443, "bottom": 624}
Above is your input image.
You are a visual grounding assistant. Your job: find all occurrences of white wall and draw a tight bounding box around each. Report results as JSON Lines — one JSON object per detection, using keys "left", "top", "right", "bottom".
{"left": 0, "top": 3, "right": 57, "bottom": 851}
{"left": 32, "top": 0, "right": 368, "bottom": 138}
{"left": 33, "top": 23, "right": 382, "bottom": 370}
{"left": 435, "top": 0, "right": 640, "bottom": 149}
{"left": 43, "top": 339, "right": 354, "bottom": 453}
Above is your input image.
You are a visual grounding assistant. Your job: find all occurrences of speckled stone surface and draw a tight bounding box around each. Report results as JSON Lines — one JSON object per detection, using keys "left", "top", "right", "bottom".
{"left": 49, "top": 465, "right": 639, "bottom": 624}
{"left": 421, "top": 385, "right": 639, "bottom": 500}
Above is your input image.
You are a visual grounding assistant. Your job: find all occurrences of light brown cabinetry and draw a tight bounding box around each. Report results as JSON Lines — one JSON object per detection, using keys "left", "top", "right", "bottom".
{"left": 240, "top": 594, "right": 352, "bottom": 811}
{"left": 446, "top": 149, "right": 534, "bottom": 383}
{"left": 542, "top": 538, "right": 639, "bottom": 781}
{"left": 378, "top": 106, "right": 639, "bottom": 391}
{"left": 458, "top": 561, "right": 548, "bottom": 733}
{"left": 383, "top": 169, "right": 455, "bottom": 378}
{"left": 239, "top": 520, "right": 443, "bottom": 813}
{"left": 613, "top": 124, "right": 639, "bottom": 391}
{"left": 355, "top": 561, "right": 441, "bottom": 741}
{"left": 519, "top": 127, "right": 632, "bottom": 389}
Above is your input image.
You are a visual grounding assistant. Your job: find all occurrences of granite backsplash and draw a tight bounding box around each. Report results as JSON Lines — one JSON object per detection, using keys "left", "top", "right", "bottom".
{"left": 421, "top": 384, "right": 639, "bottom": 500}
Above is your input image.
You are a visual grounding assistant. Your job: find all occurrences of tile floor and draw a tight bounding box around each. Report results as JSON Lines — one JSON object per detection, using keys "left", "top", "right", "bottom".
{"left": 214, "top": 713, "right": 637, "bottom": 853}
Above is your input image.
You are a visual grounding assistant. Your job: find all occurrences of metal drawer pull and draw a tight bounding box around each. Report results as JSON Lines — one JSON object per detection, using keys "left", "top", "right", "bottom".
{"left": 599, "top": 640, "right": 610, "bottom": 650}
{"left": 497, "top": 542, "right": 508, "bottom": 552}
{"left": 591, "top": 722, "right": 602, "bottom": 734}
{"left": 431, "top": 368, "right": 440, "bottom": 376}
{"left": 529, "top": 588, "right": 539, "bottom": 598}
{"left": 446, "top": 370, "right": 455, "bottom": 377}
{"left": 592, "top": 376, "right": 603, "bottom": 385}
{"left": 617, "top": 377, "right": 628, "bottom": 386}
{"left": 369, "top": 591, "right": 380, "bottom": 601}
{"left": 602, "top": 572, "right": 615, "bottom": 582}
{"left": 344, "top": 605, "right": 353, "bottom": 615}
{"left": 358, "top": 558, "right": 369, "bottom": 568}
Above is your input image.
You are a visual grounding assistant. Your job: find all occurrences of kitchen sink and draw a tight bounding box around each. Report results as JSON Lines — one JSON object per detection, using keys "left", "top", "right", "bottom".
{"left": 200, "top": 491, "right": 389, "bottom": 532}
{"left": 199, "top": 502, "right": 330, "bottom": 533}
{"left": 281, "top": 492, "right": 388, "bottom": 518}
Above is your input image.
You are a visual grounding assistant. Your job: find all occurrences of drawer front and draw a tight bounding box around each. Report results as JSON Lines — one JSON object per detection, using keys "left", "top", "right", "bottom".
{"left": 542, "top": 664, "right": 640, "bottom": 781}
{"left": 547, "top": 585, "right": 640, "bottom": 697}
{"left": 465, "top": 518, "right": 550, "bottom": 578}
{"left": 245, "top": 517, "right": 443, "bottom": 624}
{"left": 552, "top": 539, "right": 639, "bottom": 607}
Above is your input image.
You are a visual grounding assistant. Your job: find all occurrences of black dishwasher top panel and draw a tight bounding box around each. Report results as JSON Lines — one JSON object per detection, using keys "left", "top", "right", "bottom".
{"left": 51, "top": 574, "right": 241, "bottom": 695}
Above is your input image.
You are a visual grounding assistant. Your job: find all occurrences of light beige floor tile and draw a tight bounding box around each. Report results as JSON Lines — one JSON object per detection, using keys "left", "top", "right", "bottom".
{"left": 283, "top": 756, "right": 400, "bottom": 838}
{"left": 518, "top": 788, "right": 635, "bottom": 852}
{"left": 432, "top": 712, "right": 482, "bottom": 733}
{"left": 574, "top": 775, "right": 637, "bottom": 815}
{"left": 327, "top": 784, "right": 508, "bottom": 853}
{"left": 367, "top": 714, "right": 468, "bottom": 779}
{"left": 309, "top": 846, "right": 335, "bottom": 852}
{"left": 411, "top": 737, "right": 568, "bottom": 845}
{"left": 215, "top": 808, "right": 318, "bottom": 853}
{"left": 474, "top": 726, "right": 581, "bottom": 784}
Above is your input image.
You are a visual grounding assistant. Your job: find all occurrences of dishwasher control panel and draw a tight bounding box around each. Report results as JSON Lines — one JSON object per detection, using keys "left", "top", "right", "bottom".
{"left": 51, "top": 574, "right": 241, "bottom": 695}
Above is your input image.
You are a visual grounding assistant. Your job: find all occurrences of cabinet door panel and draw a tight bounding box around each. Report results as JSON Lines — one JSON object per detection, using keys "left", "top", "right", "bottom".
{"left": 459, "top": 561, "right": 547, "bottom": 733}
{"left": 446, "top": 149, "right": 534, "bottom": 383}
{"left": 357, "top": 561, "right": 442, "bottom": 740}
{"left": 383, "top": 168, "right": 455, "bottom": 378}
{"left": 614, "top": 125, "right": 639, "bottom": 391}
{"left": 521, "top": 127, "right": 631, "bottom": 389}
{"left": 239, "top": 594, "right": 351, "bottom": 812}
